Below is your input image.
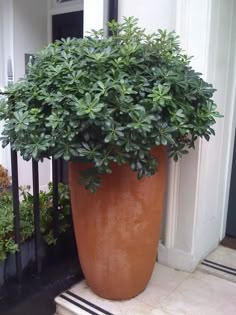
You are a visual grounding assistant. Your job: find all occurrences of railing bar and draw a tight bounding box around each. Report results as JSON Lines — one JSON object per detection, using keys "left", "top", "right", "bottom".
{"left": 32, "top": 159, "right": 41, "bottom": 273}
{"left": 52, "top": 158, "right": 59, "bottom": 239}
{"left": 59, "top": 158, "right": 64, "bottom": 183}
{"left": 11, "top": 149, "right": 22, "bottom": 282}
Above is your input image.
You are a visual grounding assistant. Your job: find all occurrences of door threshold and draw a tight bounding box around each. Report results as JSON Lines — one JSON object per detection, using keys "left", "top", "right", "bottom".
{"left": 221, "top": 236, "right": 236, "bottom": 250}
{"left": 198, "top": 245, "right": 236, "bottom": 283}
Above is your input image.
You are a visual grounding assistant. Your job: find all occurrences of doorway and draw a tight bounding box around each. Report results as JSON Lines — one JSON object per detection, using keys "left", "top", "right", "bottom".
{"left": 52, "top": 10, "right": 83, "bottom": 41}
{"left": 51, "top": 9, "right": 83, "bottom": 183}
{"left": 226, "top": 131, "right": 236, "bottom": 238}
{"left": 224, "top": 130, "right": 236, "bottom": 248}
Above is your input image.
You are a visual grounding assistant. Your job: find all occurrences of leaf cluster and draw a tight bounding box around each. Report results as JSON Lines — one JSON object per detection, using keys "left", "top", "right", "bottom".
{"left": 0, "top": 164, "right": 10, "bottom": 191}
{"left": 0, "top": 17, "right": 222, "bottom": 192}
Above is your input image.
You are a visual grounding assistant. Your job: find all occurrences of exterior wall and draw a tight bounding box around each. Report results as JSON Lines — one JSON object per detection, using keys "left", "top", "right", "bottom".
{"left": 12, "top": 0, "right": 51, "bottom": 190}
{"left": 83, "top": 0, "right": 104, "bottom": 36}
{"left": 0, "top": 0, "right": 14, "bottom": 173}
{"left": 13, "top": 0, "right": 48, "bottom": 81}
{"left": 0, "top": 0, "right": 51, "bottom": 189}
{"left": 118, "top": 0, "right": 177, "bottom": 32}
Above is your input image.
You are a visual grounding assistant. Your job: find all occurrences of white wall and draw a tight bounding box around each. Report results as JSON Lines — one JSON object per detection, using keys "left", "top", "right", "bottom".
{"left": 118, "top": 0, "right": 177, "bottom": 32}
{"left": 13, "top": 0, "right": 48, "bottom": 81}
{"left": 0, "top": 0, "right": 14, "bottom": 173}
{"left": 12, "top": 0, "right": 51, "bottom": 190}
{"left": 83, "top": 0, "right": 106, "bottom": 36}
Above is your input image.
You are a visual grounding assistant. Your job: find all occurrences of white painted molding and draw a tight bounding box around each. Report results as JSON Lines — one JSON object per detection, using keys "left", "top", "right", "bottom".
{"left": 161, "top": 0, "right": 213, "bottom": 258}
{"left": 0, "top": 1, "right": 4, "bottom": 87}
{"left": 163, "top": 0, "right": 213, "bottom": 256}
{"left": 0, "top": 0, "right": 13, "bottom": 173}
{"left": 83, "top": 0, "right": 106, "bottom": 36}
{"left": 163, "top": 160, "right": 180, "bottom": 249}
{"left": 160, "top": 0, "right": 227, "bottom": 271}
{"left": 158, "top": 243, "right": 197, "bottom": 272}
{"left": 160, "top": 0, "right": 236, "bottom": 272}
{"left": 49, "top": 3, "right": 83, "bottom": 15}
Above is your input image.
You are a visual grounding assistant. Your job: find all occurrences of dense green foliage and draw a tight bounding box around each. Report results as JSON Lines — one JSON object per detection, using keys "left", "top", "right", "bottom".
{"left": 0, "top": 18, "right": 221, "bottom": 192}
{"left": 0, "top": 183, "right": 71, "bottom": 262}
{"left": 0, "top": 192, "right": 18, "bottom": 261}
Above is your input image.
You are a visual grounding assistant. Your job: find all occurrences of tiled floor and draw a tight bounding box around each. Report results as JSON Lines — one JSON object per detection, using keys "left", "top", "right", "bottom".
{"left": 198, "top": 245, "right": 236, "bottom": 283}
{"left": 55, "top": 261, "right": 236, "bottom": 315}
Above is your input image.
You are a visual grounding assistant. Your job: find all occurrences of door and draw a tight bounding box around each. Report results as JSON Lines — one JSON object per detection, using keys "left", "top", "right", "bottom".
{"left": 226, "top": 130, "right": 236, "bottom": 237}
{"left": 52, "top": 11, "right": 83, "bottom": 41}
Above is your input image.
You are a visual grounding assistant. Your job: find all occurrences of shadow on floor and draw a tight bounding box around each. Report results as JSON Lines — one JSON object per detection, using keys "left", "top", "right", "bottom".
{"left": 1, "top": 259, "right": 83, "bottom": 315}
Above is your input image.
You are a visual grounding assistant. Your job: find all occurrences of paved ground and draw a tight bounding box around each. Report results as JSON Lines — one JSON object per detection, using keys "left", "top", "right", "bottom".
{"left": 55, "top": 248, "right": 236, "bottom": 315}
{"left": 3, "top": 246, "right": 236, "bottom": 315}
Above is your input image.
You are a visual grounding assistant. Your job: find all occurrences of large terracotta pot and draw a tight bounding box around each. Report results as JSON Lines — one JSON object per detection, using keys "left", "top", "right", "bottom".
{"left": 69, "top": 146, "right": 167, "bottom": 300}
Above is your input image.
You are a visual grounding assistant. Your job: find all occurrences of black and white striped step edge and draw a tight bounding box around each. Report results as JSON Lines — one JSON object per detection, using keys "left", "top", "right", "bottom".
{"left": 201, "top": 259, "right": 236, "bottom": 276}
{"left": 56, "top": 290, "right": 115, "bottom": 315}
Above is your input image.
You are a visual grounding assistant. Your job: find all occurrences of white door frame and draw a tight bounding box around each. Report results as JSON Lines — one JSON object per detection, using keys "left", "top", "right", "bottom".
{"left": 219, "top": 22, "right": 236, "bottom": 239}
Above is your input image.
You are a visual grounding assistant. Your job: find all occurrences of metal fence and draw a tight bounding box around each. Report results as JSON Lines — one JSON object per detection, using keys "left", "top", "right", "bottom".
{"left": 10, "top": 152, "right": 66, "bottom": 282}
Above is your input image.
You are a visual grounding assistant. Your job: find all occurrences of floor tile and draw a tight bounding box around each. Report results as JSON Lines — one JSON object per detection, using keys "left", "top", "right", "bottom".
{"left": 206, "top": 245, "right": 236, "bottom": 269}
{"left": 160, "top": 271, "right": 236, "bottom": 315}
{"left": 55, "top": 260, "right": 236, "bottom": 315}
{"left": 135, "top": 263, "right": 190, "bottom": 307}
{"left": 198, "top": 245, "right": 236, "bottom": 283}
{"left": 149, "top": 308, "right": 173, "bottom": 315}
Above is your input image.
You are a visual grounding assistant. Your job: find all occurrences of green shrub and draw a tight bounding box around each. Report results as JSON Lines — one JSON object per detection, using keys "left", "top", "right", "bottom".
{"left": 0, "top": 192, "right": 18, "bottom": 261}
{"left": 0, "top": 183, "right": 71, "bottom": 262}
{"left": 0, "top": 17, "right": 221, "bottom": 192}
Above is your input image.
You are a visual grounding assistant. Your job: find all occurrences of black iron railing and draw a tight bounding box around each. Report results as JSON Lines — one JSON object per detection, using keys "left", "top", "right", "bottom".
{"left": 10, "top": 150, "right": 22, "bottom": 282}
{"left": 9, "top": 150, "right": 65, "bottom": 283}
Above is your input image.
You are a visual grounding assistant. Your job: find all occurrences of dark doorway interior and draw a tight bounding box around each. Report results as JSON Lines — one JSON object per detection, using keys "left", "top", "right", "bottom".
{"left": 226, "top": 130, "right": 236, "bottom": 238}
{"left": 52, "top": 11, "right": 83, "bottom": 41}
{"left": 52, "top": 10, "right": 84, "bottom": 184}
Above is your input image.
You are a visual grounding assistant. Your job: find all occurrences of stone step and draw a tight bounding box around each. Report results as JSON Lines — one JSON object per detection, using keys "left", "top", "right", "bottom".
{"left": 54, "top": 263, "right": 190, "bottom": 315}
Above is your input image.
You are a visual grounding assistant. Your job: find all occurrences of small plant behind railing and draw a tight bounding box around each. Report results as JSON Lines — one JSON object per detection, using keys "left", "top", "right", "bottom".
{"left": 0, "top": 168, "right": 71, "bottom": 263}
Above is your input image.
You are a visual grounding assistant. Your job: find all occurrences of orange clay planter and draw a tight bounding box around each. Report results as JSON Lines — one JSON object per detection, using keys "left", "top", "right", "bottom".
{"left": 68, "top": 146, "right": 167, "bottom": 300}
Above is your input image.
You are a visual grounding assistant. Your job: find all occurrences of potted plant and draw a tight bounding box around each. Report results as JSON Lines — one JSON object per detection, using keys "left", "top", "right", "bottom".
{"left": 0, "top": 17, "right": 221, "bottom": 300}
